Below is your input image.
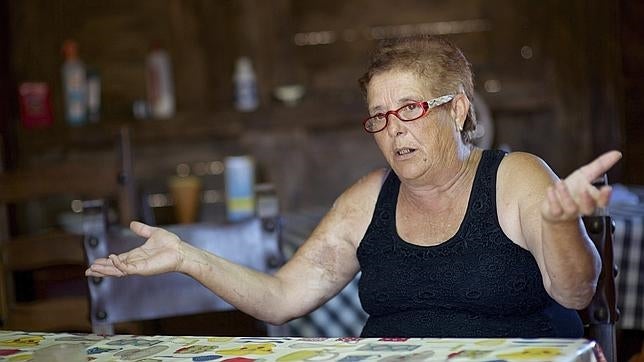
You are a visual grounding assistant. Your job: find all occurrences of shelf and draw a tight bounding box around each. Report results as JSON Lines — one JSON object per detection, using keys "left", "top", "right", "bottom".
{"left": 16, "top": 112, "right": 243, "bottom": 154}
{"left": 0, "top": 158, "right": 121, "bottom": 202}
{"left": 16, "top": 97, "right": 366, "bottom": 155}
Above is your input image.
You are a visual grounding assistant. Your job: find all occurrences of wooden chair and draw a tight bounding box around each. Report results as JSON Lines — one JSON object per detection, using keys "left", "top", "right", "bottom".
{"left": 580, "top": 175, "right": 619, "bottom": 362}
{"left": 82, "top": 200, "right": 284, "bottom": 336}
{"left": 0, "top": 127, "right": 137, "bottom": 332}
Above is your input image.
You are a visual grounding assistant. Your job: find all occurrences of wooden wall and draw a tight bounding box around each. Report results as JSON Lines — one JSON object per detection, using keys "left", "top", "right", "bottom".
{"left": 5, "top": 0, "right": 635, "bottom": 223}
{"left": 1, "top": 0, "right": 17, "bottom": 170}
{"left": 621, "top": 0, "right": 644, "bottom": 184}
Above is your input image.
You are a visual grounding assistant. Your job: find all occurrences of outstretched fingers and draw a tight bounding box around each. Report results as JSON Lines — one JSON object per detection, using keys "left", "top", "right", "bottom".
{"left": 109, "top": 253, "right": 139, "bottom": 276}
{"left": 543, "top": 179, "right": 602, "bottom": 221}
{"left": 597, "top": 185, "right": 613, "bottom": 208}
{"left": 546, "top": 186, "right": 564, "bottom": 218}
{"left": 578, "top": 150, "right": 622, "bottom": 182}
{"left": 85, "top": 222, "right": 161, "bottom": 278}
{"left": 85, "top": 257, "right": 126, "bottom": 277}
{"left": 555, "top": 180, "right": 579, "bottom": 217}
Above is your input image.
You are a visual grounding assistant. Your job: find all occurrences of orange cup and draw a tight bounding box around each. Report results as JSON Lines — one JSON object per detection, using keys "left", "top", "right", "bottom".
{"left": 168, "top": 175, "right": 202, "bottom": 224}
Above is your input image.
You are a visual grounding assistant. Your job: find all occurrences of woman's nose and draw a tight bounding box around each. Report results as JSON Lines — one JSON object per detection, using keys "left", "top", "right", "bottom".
{"left": 386, "top": 114, "right": 405, "bottom": 136}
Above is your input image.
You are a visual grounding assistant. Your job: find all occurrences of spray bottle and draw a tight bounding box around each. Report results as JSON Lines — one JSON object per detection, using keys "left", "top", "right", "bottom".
{"left": 233, "top": 57, "right": 259, "bottom": 112}
{"left": 61, "top": 40, "right": 87, "bottom": 126}
{"left": 146, "top": 45, "right": 176, "bottom": 119}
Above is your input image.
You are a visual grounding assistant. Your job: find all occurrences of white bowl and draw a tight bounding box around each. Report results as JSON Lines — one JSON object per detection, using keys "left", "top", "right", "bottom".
{"left": 273, "top": 85, "right": 305, "bottom": 106}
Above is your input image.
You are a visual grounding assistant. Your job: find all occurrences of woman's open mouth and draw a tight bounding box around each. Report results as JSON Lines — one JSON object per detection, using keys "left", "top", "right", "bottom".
{"left": 395, "top": 147, "right": 417, "bottom": 158}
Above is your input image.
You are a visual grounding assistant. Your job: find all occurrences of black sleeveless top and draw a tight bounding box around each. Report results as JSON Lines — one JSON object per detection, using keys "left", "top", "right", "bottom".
{"left": 357, "top": 149, "right": 583, "bottom": 338}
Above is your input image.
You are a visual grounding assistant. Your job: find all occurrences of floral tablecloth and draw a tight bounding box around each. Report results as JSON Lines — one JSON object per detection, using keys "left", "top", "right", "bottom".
{"left": 0, "top": 330, "right": 601, "bottom": 361}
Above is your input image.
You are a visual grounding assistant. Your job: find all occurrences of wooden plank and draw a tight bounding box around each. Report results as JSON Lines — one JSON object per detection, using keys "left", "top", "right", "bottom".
{"left": 0, "top": 161, "right": 119, "bottom": 203}
{"left": 17, "top": 114, "right": 243, "bottom": 154}
{"left": 6, "top": 296, "right": 91, "bottom": 332}
{"left": 3, "top": 230, "right": 85, "bottom": 271}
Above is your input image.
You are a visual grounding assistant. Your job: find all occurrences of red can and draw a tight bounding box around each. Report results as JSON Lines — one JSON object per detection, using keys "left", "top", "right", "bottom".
{"left": 18, "top": 82, "right": 54, "bottom": 129}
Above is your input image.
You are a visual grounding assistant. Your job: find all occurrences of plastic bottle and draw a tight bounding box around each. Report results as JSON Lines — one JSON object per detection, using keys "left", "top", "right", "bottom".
{"left": 86, "top": 69, "right": 101, "bottom": 122}
{"left": 233, "top": 57, "right": 259, "bottom": 112}
{"left": 61, "top": 40, "right": 87, "bottom": 126}
{"left": 145, "top": 46, "right": 175, "bottom": 119}
{"left": 224, "top": 155, "right": 256, "bottom": 222}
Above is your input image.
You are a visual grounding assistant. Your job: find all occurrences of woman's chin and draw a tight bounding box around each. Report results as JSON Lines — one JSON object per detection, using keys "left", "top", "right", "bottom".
{"left": 392, "top": 163, "right": 424, "bottom": 180}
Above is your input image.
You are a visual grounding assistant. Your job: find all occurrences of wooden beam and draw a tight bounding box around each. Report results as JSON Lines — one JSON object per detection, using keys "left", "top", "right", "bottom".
{"left": 0, "top": 0, "right": 17, "bottom": 171}
{"left": 3, "top": 231, "right": 85, "bottom": 271}
{"left": 0, "top": 161, "right": 119, "bottom": 203}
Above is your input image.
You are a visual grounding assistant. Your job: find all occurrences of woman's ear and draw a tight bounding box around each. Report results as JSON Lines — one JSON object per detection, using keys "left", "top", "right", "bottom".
{"left": 450, "top": 94, "right": 470, "bottom": 131}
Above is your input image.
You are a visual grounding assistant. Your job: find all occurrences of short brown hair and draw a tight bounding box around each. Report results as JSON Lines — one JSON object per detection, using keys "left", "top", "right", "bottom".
{"left": 359, "top": 36, "right": 476, "bottom": 143}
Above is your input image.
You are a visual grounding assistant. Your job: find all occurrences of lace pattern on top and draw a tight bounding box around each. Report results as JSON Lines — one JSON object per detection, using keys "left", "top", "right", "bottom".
{"left": 356, "top": 149, "right": 583, "bottom": 337}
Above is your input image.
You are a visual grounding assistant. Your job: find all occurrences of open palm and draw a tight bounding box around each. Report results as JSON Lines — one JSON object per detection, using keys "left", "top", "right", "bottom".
{"left": 85, "top": 221, "right": 184, "bottom": 277}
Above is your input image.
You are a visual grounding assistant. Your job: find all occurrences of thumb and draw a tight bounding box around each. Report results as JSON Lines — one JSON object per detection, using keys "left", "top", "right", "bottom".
{"left": 130, "top": 221, "right": 159, "bottom": 239}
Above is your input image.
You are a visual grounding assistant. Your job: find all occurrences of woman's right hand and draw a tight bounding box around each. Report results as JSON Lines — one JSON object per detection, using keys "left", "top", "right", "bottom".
{"left": 84, "top": 221, "right": 185, "bottom": 278}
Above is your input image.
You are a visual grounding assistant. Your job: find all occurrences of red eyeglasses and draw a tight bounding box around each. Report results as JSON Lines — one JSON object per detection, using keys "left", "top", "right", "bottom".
{"left": 363, "top": 94, "right": 455, "bottom": 133}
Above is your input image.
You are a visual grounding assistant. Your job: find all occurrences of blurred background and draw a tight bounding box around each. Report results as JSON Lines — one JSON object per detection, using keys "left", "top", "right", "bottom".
{"left": 2, "top": 0, "right": 640, "bottom": 215}
{"left": 0, "top": 0, "right": 642, "bottom": 356}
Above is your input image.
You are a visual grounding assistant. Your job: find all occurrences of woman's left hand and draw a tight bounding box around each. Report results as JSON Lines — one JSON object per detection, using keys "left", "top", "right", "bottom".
{"left": 541, "top": 150, "right": 622, "bottom": 223}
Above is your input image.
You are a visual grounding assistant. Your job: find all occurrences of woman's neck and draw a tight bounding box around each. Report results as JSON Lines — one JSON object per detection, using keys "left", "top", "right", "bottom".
{"left": 399, "top": 145, "right": 482, "bottom": 214}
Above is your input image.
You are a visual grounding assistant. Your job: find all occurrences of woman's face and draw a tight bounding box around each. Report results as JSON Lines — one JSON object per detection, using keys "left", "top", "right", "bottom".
{"left": 366, "top": 69, "right": 457, "bottom": 181}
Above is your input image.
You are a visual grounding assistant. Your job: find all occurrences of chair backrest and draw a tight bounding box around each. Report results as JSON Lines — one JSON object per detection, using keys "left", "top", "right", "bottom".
{"left": 579, "top": 175, "right": 619, "bottom": 362}
{"left": 82, "top": 200, "right": 284, "bottom": 335}
{"left": 0, "top": 127, "right": 136, "bottom": 332}
{"left": 0, "top": 231, "right": 88, "bottom": 332}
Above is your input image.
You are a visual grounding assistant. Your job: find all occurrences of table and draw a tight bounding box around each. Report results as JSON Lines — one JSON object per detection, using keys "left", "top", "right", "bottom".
{"left": 0, "top": 330, "right": 602, "bottom": 361}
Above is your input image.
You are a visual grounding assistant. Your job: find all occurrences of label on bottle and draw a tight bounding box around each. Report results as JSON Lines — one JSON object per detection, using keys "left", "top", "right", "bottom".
{"left": 63, "top": 63, "right": 87, "bottom": 125}
{"left": 235, "top": 79, "right": 259, "bottom": 112}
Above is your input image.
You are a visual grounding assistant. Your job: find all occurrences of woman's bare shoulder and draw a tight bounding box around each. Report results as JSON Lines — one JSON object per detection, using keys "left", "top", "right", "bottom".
{"left": 502, "top": 151, "right": 549, "bottom": 168}
{"left": 500, "top": 151, "right": 557, "bottom": 179}
{"left": 498, "top": 151, "right": 558, "bottom": 198}
{"left": 322, "top": 168, "right": 389, "bottom": 246}
{"left": 337, "top": 168, "right": 389, "bottom": 205}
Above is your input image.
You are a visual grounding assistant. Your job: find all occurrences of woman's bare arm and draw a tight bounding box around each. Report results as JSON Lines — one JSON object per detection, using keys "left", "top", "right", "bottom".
{"left": 87, "top": 169, "right": 386, "bottom": 324}
{"left": 499, "top": 151, "right": 620, "bottom": 309}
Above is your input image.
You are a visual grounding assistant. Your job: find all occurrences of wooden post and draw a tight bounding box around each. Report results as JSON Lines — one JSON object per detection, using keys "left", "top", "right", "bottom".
{"left": 0, "top": 0, "right": 14, "bottom": 327}
{"left": 117, "top": 126, "right": 137, "bottom": 226}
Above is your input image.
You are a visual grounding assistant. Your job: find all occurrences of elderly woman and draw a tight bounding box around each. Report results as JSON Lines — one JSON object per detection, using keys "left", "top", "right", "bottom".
{"left": 86, "top": 36, "right": 621, "bottom": 338}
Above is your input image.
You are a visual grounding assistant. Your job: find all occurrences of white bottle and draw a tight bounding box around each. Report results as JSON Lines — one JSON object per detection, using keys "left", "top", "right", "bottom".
{"left": 233, "top": 57, "right": 259, "bottom": 112}
{"left": 146, "top": 47, "right": 176, "bottom": 119}
{"left": 224, "top": 155, "right": 256, "bottom": 222}
{"left": 61, "top": 40, "right": 87, "bottom": 126}
{"left": 86, "top": 69, "right": 101, "bottom": 123}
